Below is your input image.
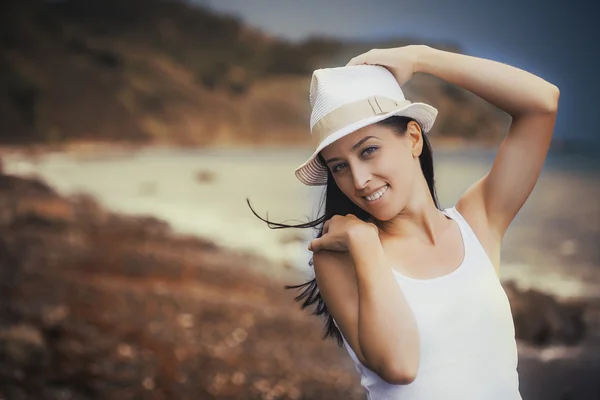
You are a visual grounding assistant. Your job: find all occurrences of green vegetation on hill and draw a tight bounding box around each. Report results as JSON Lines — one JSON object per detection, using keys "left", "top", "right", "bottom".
{"left": 0, "top": 0, "right": 510, "bottom": 146}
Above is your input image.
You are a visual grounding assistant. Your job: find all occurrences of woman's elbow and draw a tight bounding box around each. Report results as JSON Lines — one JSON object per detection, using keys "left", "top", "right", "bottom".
{"left": 378, "top": 362, "right": 417, "bottom": 385}
{"left": 543, "top": 84, "right": 560, "bottom": 113}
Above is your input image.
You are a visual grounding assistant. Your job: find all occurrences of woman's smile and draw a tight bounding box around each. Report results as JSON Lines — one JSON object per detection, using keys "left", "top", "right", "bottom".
{"left": 363, "top": 184, "right": 389, "bottom": 203}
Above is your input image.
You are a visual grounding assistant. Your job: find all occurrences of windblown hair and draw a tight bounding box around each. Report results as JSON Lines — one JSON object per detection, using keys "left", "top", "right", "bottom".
{"left": 247, "top": 115, "right": 440, "bottom": 346}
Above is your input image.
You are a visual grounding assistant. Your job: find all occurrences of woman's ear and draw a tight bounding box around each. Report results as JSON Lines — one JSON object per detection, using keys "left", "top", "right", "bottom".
{"left": 407, "top": 121, "right": 423, "bottom": 157}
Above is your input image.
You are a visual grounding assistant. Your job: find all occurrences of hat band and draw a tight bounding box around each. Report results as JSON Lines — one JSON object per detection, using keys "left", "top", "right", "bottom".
{"left": 312, "top": 96, "right": 411, "bottom": 144}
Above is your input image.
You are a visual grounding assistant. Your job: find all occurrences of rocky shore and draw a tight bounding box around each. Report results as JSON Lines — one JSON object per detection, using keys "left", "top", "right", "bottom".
{"left": 0, "top": 172, "right": 597, "bottom": 399}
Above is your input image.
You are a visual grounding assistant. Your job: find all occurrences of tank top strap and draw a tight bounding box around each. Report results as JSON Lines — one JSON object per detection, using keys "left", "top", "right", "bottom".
{"left": 443, "top": 206, "right": 496, "bottom": 271}
{"left": 443, "top": 206, "right": 478, "bottom": 246}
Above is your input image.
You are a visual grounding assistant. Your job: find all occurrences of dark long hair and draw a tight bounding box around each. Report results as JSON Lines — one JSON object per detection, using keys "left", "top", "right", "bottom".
{"left": 246, "top": 116, "right": 440, "bottom": 346}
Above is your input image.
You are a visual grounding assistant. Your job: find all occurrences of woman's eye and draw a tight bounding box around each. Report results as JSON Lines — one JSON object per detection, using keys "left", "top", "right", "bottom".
{"left": 362, "top": 146, "right": 378, "bottom": 157}
{"left": 331, "top": 147, "right": 378, "bottom": 173}
{"left": 332, "top": 163, "right": 346, "bottom": 173}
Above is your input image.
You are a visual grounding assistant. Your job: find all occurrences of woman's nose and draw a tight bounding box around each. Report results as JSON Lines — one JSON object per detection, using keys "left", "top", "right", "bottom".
{"left": 352, "top": 165, "right": 372, "bottom": 190}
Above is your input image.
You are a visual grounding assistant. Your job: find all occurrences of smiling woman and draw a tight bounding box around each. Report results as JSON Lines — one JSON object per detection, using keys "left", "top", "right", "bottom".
{"left": 247, "top": 44, "right": 558, "bottom": 399}
{"left": 247, "top": 111, "right": 440, "bottom": 333}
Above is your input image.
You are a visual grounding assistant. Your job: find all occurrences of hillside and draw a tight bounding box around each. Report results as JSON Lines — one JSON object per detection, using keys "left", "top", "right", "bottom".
{"left": 0, "top": 0, "right": 511, "bottom": 146}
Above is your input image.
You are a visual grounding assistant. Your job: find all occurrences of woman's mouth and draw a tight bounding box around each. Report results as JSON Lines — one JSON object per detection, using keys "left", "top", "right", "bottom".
{"left": 363, "top": 185, "right": 389, "bottom": 203}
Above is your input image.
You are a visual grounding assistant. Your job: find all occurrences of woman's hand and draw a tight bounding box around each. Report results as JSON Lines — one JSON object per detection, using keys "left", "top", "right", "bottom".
{"left": 346, "top": 45, "right": 429, "bottom": 86}
{"left": 308, "top": 214, "right": 378, "bottom": 253}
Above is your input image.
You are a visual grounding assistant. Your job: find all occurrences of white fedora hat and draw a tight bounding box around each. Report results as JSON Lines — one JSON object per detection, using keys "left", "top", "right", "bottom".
{"left": 294, "top": 64, "right": 438, "bottom": 186}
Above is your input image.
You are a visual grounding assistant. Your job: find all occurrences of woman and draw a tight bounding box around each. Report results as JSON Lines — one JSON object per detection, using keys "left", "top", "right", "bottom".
{"left": 249, "top": 44, "right": 559, "bottom": 399}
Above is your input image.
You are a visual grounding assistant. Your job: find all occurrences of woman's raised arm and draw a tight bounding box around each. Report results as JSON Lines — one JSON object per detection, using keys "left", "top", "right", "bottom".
{"left": 414, "top": 45, "right": 559, "bottom": 239}
{"left": 348, "top": 45, "right": 559, "bottom": 241}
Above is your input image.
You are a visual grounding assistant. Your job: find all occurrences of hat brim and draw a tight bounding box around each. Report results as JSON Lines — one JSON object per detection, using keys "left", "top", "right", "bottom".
{"left": 295, "top": 102, "right": 438, "bottom": 186}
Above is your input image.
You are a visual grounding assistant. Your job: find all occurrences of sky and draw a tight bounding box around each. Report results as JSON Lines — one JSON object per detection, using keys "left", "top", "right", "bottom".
{"left": 191, "top": 0, "right": 600, "bottom": 145}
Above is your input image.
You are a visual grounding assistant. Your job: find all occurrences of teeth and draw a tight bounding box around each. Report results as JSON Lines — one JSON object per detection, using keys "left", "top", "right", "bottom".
{"left": 365, "top": 185, "right": 388, "bottom": 201}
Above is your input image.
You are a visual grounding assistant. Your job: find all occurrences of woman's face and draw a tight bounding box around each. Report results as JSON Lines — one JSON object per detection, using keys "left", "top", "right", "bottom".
{"left": 319, "top": 121, "right": 423, "bottom": 221}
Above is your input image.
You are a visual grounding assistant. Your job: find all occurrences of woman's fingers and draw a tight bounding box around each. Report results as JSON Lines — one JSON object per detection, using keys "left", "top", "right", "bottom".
{"left": 308, "top": 236, "right": 324, "bottom": 252}
{"left": 346, "top": 53, "right": 368, "bottom": 66}
{"left": 346, "top": 49, "right": 380, "bottom": 66}
{"left": 322, "top": 219, "right": 331, "bottom": 235}
{"left": 312, "top": 220, "right": 332, "bottom": 251}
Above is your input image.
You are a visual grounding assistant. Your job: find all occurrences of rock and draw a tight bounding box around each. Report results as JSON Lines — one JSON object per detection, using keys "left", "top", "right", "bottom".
{"left": 41, "top": 305, "right": 70, "bottom": 328}
{"left": 0, "top": 174, "right": 74, "bottom": 227}
{"left": 503, "top": 281, "right": 587, "bottom": 346}
{"left": 71, "top": 193, "right": 110, "bottom": 227}
{"left": 177, "top": 313, "right": 194, "bottom": 329}
{"left": 0, "top": 174, "right": 55, "bottom": 197}
{"left": 196, "top": 169, "right": 216, "bottom": 183}
{"left": 0, "top": 325, "right": 47, "bottom": 367}
{"left": 0, "top": 324, "right": 49, "bottom": 395}
{"left": 15, "top": 198, "right": 75, "bottom": 226}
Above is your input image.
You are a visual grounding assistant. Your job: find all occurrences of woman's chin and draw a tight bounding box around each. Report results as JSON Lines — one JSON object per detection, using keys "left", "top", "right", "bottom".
{"left": 366, "top": 208, "right": 394, "bottom": 222}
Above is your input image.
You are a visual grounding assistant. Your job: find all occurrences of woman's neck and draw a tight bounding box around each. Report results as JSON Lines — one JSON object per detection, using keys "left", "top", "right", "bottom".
{"left": 368, "top": 180, "right": 446, "bottom": 245}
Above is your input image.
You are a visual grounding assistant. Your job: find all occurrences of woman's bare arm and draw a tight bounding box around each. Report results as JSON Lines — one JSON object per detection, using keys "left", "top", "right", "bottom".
{"left": 347, "top": 45, "right": 558, "bottom": 261}
{"left": 313, "top": 226, "right": 420, "bottom": 384}
{"left": 415, "top": 46, "right": 559, "bottom": 241}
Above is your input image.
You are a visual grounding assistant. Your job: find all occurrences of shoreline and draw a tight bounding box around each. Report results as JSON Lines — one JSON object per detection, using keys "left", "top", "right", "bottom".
{"left": 0, "top": 136, "right": 498, "bottom": 158}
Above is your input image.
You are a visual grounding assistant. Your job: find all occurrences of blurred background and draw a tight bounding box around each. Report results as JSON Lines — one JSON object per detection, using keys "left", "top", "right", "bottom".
{"left": 0, "top": 0, "right": 598, "bottom": 399}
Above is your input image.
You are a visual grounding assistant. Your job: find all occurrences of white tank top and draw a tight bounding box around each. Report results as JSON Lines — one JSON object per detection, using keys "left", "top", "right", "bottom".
{"left": 332, "top": 206, "right": 522, "bottom": 400}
